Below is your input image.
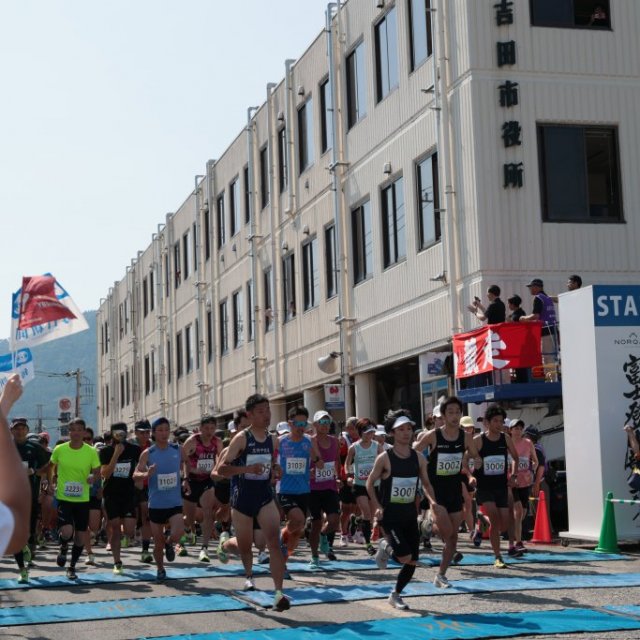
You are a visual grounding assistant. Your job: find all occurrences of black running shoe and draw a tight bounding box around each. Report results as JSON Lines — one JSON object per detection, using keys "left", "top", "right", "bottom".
{"left": 56, "top": 547, "right": 68, "bottom": 568}
{"left": 165, "top": 542, "right": 175, "bottom": 562}
{"left": 66, "top": 567, "right": 77, "bottom": 580}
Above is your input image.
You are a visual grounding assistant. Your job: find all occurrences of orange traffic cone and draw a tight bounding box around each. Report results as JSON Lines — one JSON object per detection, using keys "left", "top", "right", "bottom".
{"left": 530, "top": 490, "right": 553, "bottom": 544}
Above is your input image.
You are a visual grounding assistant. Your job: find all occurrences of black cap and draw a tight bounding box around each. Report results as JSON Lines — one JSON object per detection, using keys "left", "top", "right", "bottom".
{"left": 135, "top": 419, "right": 151, "bottom": 431}
{"left": 524, "top": 425, "right": 540, "bottom": 439}
{"left": 10, "top": 417, "right": 28, "bottom": 428}
{"left": 526, "top": 278, "right": 544, "bottom": 288}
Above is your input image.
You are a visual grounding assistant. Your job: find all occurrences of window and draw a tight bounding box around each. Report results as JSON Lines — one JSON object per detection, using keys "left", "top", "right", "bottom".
{"left": 244, "top": 165, "right": 251, "bottom": 224}
{"left": 278, "top": 127, "right": 287, "bottom": 193}
{"left": 105, "top": 384, "right": 109, "bottom": 417}
{"left": 206, "top": 309, "right": 213, "bottom": 362}
{"left": 246, "top": 279, "right": 254, "bottom": 342}
{"left": 192, "top": 222, "right": 198, "bottom": 272}
{"left": 125, "top": 370, "right": 130, "bottom": 406}
{"left": 120, "top": 373, "right": 125, "bottom": 409}
{"left": 151, "top": 349, "right": 156, "bottom": 391}
{"left": 219, "top": 300, "right": 229, "bottom": 355}
{"left": 164, "top": 253, "right": 170, "bottom": 298}
{"left": 230, "top": 178, "right": 240, "bottom": 237}
{"left": 382, "top": 177, "right": 406, "bottom": 267}
{"left": 183, "top": 230, "right": 190, "bottom": 279}
{"left": 149, "top": 270, "right": 155, "bottom": 312}
{"left": 352, "top": 200, "right": 373, "bottom": 283}
{"left": 409, "top": 0, "right": 433, "bottom": 70}
{"left": 167, "top": 339, "right": 172, "bottom": 383}
{"left": 143, "top": 277, "right": 149, "bottom": 318}
{"left": 185, "top": 324, "right": 193, "bottom": 373}
{"left": 416, "top": 152, "right": 441, "bottom": 248}
{"left": 298, "top": 96, "right": 314, "bottom": 173}
{"left": 282, "top": 253, "right": 297, "bottom": 321}
{"left": 260, "top": 146, "right": 270, "bottom": 209}
{"left": 205, "top": 202, "right": 211, "bottom": 260}
{"left": 217, "top": 193, "right": 226, "bottom": 248}
{"left": 264, "top": 267, "right": 273, "bottom": 332}
{"left": 302, "top": 238, "right": 319, "bottom": 311}
{"left": 232, "top": 290, "right": 244, "bottom": 347}
{"left": 195, "top": 319, "right": 200, "bottom": 370}
{"left": 346, "top": 42, "right": 367, "bottom": 129}
{"left": 144, "top": 355, "right": 150, "bottom": 396}
{"left": 173, "top": 242, "right": 181, "bottom": 289}
{"left": 176, "top": 331, "right": 183, "bottom": 378}
{"left": 530, "top": 0, "right": 610, "bottom": 28}
{"left": 537, "top": 125, "right": 622, "bottom": 222}
{"left": 375, "top": 6, "right": 399, "bottom": 102}
{"left": 320, "top": 78, "right": 333, "bottom": 154}
{"left": 325, "top": 223, "right": 338, "bottom": 299}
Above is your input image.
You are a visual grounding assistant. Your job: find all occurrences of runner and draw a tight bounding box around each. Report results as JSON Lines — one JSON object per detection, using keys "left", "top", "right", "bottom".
{"left": 214, "top": 394, "right": 290, "bottom": 611}
{"left": 344, "top": 418, "right": 383, "bottom": 555}
{"left": 9, "top": 417, "right": 50, "bottom": 583}
{"left": 50, "top": 418, "right": 101, "bottom": 580}
{"left": 309, "top": 410, "right": 340, "bottom": 567}
{"left": 132, "top": 420, "right": 153, "bottom": 563}
{"left": 100, "top": 422, "right": 141, "bottom": 574}
{"left": 337, "top": 426, "right": 358, "bottom": 547}
{"left": 414, "top": 397, "right": 482, "bottom": 588}
{"left": 181, "top": 415, "right": 223, "bottom": 562}
{"left": 474, "top": 405, "right": 522, "bottom": 567}
{"left": 134, "top": 417, "right": 186, "bottom": 581}
{"left": 368, "top": 411, "right": 440, "bottom": 610}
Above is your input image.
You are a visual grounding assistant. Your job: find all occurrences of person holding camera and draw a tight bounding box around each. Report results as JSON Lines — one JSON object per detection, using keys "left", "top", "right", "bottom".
{"left": 468, "top": 285, "right": 506, "bottom": 325}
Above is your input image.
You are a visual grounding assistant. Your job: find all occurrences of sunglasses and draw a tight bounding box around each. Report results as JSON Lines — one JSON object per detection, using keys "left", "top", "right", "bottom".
{"left": 292, "top": 420, "right": 308, "bottom": 428}
{"left": 318, "top": 419, "right": 331, "bottom": 425}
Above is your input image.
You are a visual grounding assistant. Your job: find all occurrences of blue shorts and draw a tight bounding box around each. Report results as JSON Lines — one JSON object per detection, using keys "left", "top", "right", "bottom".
{"left": 230, "top": 482, "right": 273, "bottom": 518}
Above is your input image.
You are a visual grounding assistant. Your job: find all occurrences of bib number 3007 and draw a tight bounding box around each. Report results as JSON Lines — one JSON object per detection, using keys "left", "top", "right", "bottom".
{"left": 390, "top": 477, "right": 417, "bottom": 504}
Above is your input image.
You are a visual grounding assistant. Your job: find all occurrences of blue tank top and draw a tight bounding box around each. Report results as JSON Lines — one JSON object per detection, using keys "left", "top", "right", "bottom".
{"left": 147, "top": 443, "right": 182, "bottom": 509}
{"left": 278, "top": 434, "right": 312, "bottom": 495}
{"left": 231, "top": 428, "right": 274, "bottom": 494}
{"left": 536, "top": 292, "right": 557, "bottom": 327}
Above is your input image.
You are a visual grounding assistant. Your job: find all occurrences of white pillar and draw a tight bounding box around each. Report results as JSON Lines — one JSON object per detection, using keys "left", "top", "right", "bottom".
{"left": 354, "top": 372, "right": 377, "bottom": 422}
{"left": 304, "top": 387, "right": 325, "bottom": 419}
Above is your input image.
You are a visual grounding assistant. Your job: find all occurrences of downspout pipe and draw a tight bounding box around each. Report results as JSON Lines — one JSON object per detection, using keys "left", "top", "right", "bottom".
{"left": 205, "top": 159, "right": 218, "bottom": 414}
{"left": 284, "top": 59, "right": 296, "bottom": 216}
{"left": 194, "top": 174, "right": 206, "bottom": 417}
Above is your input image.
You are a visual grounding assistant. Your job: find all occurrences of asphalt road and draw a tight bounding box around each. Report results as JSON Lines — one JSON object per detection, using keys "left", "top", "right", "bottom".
{"left": 1, "top": 536, "right": 640, "bottom": 640}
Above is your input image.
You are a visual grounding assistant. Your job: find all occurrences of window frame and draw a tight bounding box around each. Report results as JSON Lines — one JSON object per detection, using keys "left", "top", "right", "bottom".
{"left": 230, "top": 177, "right": 240, "bottom": 237}
{"left": 408, "top": 0, "right": 433, "bottom": 71}
{"left": 416, "top": 151, "right": 441, "bottom": 250}
{"left": 351, "top": 199, "right": 373, "bottom": 284}
{"left": 374, "top": 5, "right": 399, "bottom": 103}
{"left": 217, "top": 192, "right": 226, "bottom": 249}
{"left": 297, "top": 95, "right": 315, "bottom": 174}
{"left": 219, "top": 299, "right": 229, "bottom": 356}
{"left": 324, "top": 223, "right": 338, "bottom": 299}
{"left": 346, "top": 40, "right": 367, "bottom": 130}
{"left": 319, "top": 76, "right": 333, "bottom": 155}
{"left": 232, "top": 289, "right": 244, "bottom": 348}
{"left": 282, "top": 252, "right": 297, "bottom": 322}
{"left": 529, "top": 0, "right": 611, "bottom": 29}
{"left": 302, "top": 236, "right": 319, "bottom": 312}
{"left": 381, "top": 175, "right": 406, "bottom": 268}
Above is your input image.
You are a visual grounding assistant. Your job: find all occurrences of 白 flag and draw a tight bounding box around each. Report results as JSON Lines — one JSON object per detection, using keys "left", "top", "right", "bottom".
{"left": 0, "top": 348, "right": 35, "bottom": 393}
{"left": 18, "top": 275, "right": 76, "bottom": 329}
{"left": 453, "top": 322, "right": 542, "bottom": 379}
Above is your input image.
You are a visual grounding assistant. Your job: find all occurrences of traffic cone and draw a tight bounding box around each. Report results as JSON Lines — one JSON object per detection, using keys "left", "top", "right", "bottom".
{"left": 595, "top": 491, "right": 619, "bottom": 554}
{"left": 530, "top": 490, "right": 553, "bottom": 544}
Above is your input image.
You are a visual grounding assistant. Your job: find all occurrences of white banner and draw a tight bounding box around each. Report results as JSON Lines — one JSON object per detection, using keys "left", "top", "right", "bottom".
{"left": 0, "top": 348, "right": 35, "bottom": 393}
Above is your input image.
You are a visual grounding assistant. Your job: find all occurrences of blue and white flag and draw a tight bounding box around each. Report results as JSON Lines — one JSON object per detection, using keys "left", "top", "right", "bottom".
{"left": 0, "top": 348, "right": 35, "bottom": 393}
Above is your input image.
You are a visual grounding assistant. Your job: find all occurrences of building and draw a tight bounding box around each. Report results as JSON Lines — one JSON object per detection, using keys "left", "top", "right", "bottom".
{"left": 97, "top": 0, "right": 640, "bottom": 447}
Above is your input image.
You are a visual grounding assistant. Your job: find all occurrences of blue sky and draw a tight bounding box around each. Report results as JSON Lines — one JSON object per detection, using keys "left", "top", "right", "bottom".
{"left": 0, "top": 0, "right": 333, "bottom": 339}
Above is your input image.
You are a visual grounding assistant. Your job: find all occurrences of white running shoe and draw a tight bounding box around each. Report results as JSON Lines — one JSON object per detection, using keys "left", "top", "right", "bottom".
{"left": 257, "top": 550, "right": 269, "bottom": 564}
{"left": 375, "top": 539, "right": 391, "bottom": 569}
{"left": 433, "top": 573, "right": 451, "bottom": 589}
{"left": 388, "top": 591, "right": 409, "bottom": 610}
{"left": 243, "top": 576, "right": 256, "bottom": 591}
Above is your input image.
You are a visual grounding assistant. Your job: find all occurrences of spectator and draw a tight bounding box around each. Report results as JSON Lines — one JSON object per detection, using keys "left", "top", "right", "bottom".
{"left": 524, "top": 425, "right": 553, "bottom": 534}
{"left": 507, "top": 295, "right": 525, "bottom": 322}
{"left": 588, "top": 5, "right": 607, "bottom": 26}
{"left": 551, "top": 274, "right": 583, "bottom": 303}
{"left": 468, "top": 285, "right": 506, "bottom": 324}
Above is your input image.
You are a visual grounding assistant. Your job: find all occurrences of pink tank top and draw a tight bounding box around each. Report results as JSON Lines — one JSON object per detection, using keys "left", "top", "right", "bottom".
{"left": 310, "top": 436, "right": 338, "bottom": 492}
{"left": 188, "top": 434, "right": 218, "bottom": 480}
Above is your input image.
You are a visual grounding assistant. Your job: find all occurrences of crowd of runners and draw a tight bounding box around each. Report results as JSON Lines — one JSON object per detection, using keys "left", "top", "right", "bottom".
{"left": 7, "top": 392, "right": 547, "bottom": 612}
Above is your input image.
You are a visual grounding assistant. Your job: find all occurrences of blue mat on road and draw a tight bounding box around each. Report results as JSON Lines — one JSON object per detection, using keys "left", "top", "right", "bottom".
{"left": 239, "top": 571, "right": 640, "bottom": 608}
{"left": 0, "top": 551, "right": 624, "bottom": 591}
{"left": 0, "top": 592, "right": 247, "bottom": 626}
{"left": 140, "top": 607, "right": 640, "bottom": 640}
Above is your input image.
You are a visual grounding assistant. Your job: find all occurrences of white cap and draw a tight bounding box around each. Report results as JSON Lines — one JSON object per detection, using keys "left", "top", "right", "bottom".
{"left": 313, "top": 410, "right": 331, "bottom": 423}
{"left": 392, "top": 416, "right": 416, "bottom": 430}
{"left": 276, "top": 421, "right": 290, "bottom": 435}
{"left": 362, "top": 424, "right": 376, "bottom": 434}
{"left": 432, "top": 404, "right": 442, "bottom": 418}
{"left": 374, "top": 426, "right": 386, "bottom": 436}
{"left": 227, "top": 419, "right": 237, "bottom": 433}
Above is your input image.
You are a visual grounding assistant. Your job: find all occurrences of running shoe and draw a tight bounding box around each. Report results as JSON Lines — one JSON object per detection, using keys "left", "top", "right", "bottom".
{"left": 243, "top": 576, "right": 256, "bottom": 591}
{"left": 494, "top": 556, "right": 506, "bottom": 569}
{"left": 165, "top": 542, "right": 176, "bottom": 562}
{"left": 452, "top": 551, "right": 464, "bottom": 564}
{"left": 257, "top": 550, "right": 269, "bottom": 564}
{"left": 308, "top": 555, "right": 320, "bottom": 569}
{"left": 326, "top": 549, "right": 337, "bottom": 561}
{"left": 113, "top": 562, "right": 124, "bottom": 576}
{"left": 515, "top": 541, "right": 527, "bottom": 551}
{"left": 338, "top": 535, "right": 348, "bottom": 548}
{"left": 84, "top": 553, "right": 96, "bottom": 566}
{"left": 121, "top": 535, "right": 130, "bottom": 549}
{"left": 366, "top": 543, "right": 376, "bottom": 556}
{"left": 186, "top": 531, "right": 197, "bottom": 545}
{"left": 319, "top": 533, "right": 329, "bottom": 554}
{"left": 273, "top": 590, "right": 291, "bottom": 612}
{"left": 18, "top": 568, "right": 29, "bottom": 584}
{"left": 176, "top": 543, "right": 188, "bottom": 557}
{"left": 140, "top": 550, "right": 154, "bottom": 563}
{"left": 507, "top": 546, "right": 524, "bottom": 558}
{"left": 433, "top": 573, "right": 451, "bottom": 589}
{"left": 106, "top": 542, "right": 112, "bottom": 552}
{"left": 217, "top": 531, "right": 230, "bottom": 564}
{"left": 375, "top": 539, "right": 391, "bottom": 569}
{"left": 22, "top": 545, "right": 32, "bottom": 564}
{"left": 156, "top": 568, "right": 167, "bottom": 581}
{"left": 353, "top": 530, "right": 365, "bottom": 544}
{"left": 56, "top": 546, "right": 68, "bottom": 568}
{"left": 66, "top": 567, "right": 78, "bottom": 580}
{"left": 349, "top": 514, "right": 358, "bottom": 537}
{"left": 198, "top": 548, "right": 210, "bottom": 563}
{"left": 388, "top": 591, "right": 409, "bottom": 610}
{"left": 472, "top": 528, "right": 483, "bottom": 548}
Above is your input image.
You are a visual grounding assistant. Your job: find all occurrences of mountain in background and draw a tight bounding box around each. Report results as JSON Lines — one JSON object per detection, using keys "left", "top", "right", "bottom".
{"left": 0, "top": 310, "right": 97, "bottom": 435}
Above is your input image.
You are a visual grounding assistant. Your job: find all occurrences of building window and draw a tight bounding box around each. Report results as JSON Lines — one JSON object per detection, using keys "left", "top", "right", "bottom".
{"left": 260, "top": 145, "right": 270, "bottom": 209}
{"left": 176, "top": 331, "right": 183, "bottom": 378}
{"left": 173, "top": 242, "right": 181, "bottom": 289}
{"left": 243, "top": 165, "right": 251, "bottom": 224}
{"left": 320, "top": 77, "right": 333, "bottom": 154}
{"left": 302, "top": 237, "right": 319, "bottom": 311}
{"left": 183, "top": 230, "right": 190, "bottom": 279}
{"left": 530, "top": 0, "right": 610, "bottom": 28}
{"left": 164, "top": 253, "right": 170, "bottom": 298}
{"left": 232, "top": 290, "right": 244, "bottom": 347}
{"left": 149, "top": 270, "right": 155, "bottom": 312}
{"left": 264, "top": 267, "right": 273, "bottom": 332}
{"left": 229, "top": 178, "right": 240, "bottom": 237}
{"left": 105, "top": 384, "right": 109, "bottom": 416}
{"left": 206, "top": 310, "right": 213, "bottom": 363}
{"left": 246, "top": 279, "right": 254, "bottom": 342}
{"left": 125, "top": 370, "right": 130, "bottom": 406}
{"left": 120, "top": 374, "right": 125, "bottom": 409}
{"left": 382, "top": 177, "right": 406, "bottom": 267}
{"left": 346, "top": 41, "right": 367, "bottom": 130}
{"left": 416, "top": 152, "right": 440, "bottom": 248}
{"left": 278, "top": 126, "right": 287, "bottom": 193}
{"left": 217, "top": 193, "right": 226, "bottom": 249}
{"left": 352, "top": 200, "right": 373, "bottom": 284}
{"left": 325, "top": 224, "right": 338, "bottom": 299}
{"left": 143, "top": 277, "right": 149, "bottom": 318}
{"left": 537, "top": 124, "right": 622, "bottom": 222}
{"left": 409, "top": 0, "right": 433, "bottom": 70}
{"left": 144, "top": 355, "right": 150, "bottom": 396}
{"left": 192, "top": 222, "right": 198, "bottom": 272}
{"left": 298, "top": 96, "right": 314, "bottom": 173}
{"left": 282, "top": 253, "right": 297, "bottom": 321}
{"left": 219, "top": 300, "right": 228, "bottom": 355}
{"left": 195, "top": 319, "right": 200, "bottom": 370}
{"left": 375, "top": 6, "right": 399, "bottom": 102}
{"left": 185, "top": 324, "right": 193, "bottom": 373}
{"left": 151, "top": 349, "right": 156, "bottom": 391}
{"left": 166, "top": 339, "right": 172, "bottom": 383}
{"left": 205, "top": 202, "right": 211, "bottom": 260}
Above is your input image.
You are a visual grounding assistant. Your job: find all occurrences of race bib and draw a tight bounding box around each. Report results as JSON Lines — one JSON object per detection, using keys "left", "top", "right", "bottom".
{"left": 483, "top": 455, "right": 506, "bottom": 476}
{"left": 157, "top": 472, "right": 178, "bottom": 491}
{"left": 357, "top": 463, "right": 373, "bottom": 481}
{"left": 315, "top": 466, "right": 336, "bottom": 482}
{"left": 197, "top": 458, "right": 214, "bottom": 473}
{"left": 436, "top": 452, "right": 462, "bottom": 476}
{"left": 113, "top": 462, "right": 131, "bottom": 479}
{"left": 286, "top": 457, "right": 307, "bottom": 475}
{"left": 63, "top": 482, "right": 84, "bottom": 498}
{"left": 517, "top": 456, "right": 530, "bottom": 472}
{"left": 390, "top": 476, "right": 417, "bottom": 504}
{"left": 245, "top": 453, "right": 272, "bottom": 480}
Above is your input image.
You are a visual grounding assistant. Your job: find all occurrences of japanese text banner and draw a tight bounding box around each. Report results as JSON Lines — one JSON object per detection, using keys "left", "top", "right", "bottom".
{"left": 453, "top": 322, "right": 542, "bottom": 379}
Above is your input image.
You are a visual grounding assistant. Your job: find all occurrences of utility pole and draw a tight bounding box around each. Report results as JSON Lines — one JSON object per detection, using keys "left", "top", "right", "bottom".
{"left": 36, "top": 404, "right": 43, "bottom": 433}
{"left": 65, "top": 368, "right": 82, "bottom": 418}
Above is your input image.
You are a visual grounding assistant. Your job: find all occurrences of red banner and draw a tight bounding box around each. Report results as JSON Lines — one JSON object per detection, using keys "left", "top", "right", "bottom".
{"left": 18, "top": 275, "right": 77, "bottom": 330}
{"left": 453, "top": 322, "right": 542, "bottom": 379}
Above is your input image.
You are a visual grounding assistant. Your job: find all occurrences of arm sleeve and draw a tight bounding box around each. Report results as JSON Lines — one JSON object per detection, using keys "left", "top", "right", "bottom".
{"left": 0, "top": 501, "right": 15, "bottom": 556}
